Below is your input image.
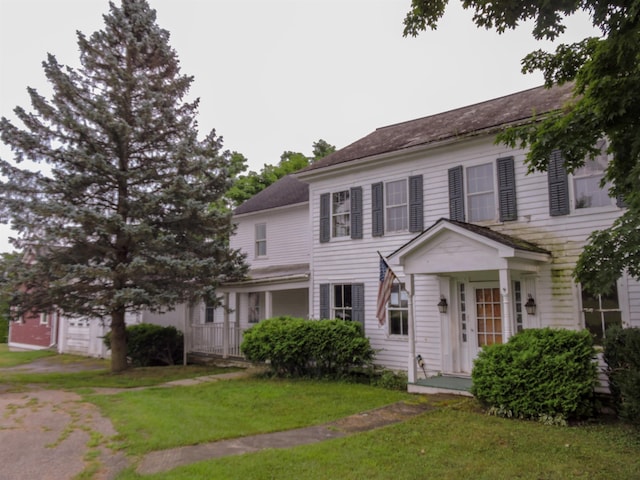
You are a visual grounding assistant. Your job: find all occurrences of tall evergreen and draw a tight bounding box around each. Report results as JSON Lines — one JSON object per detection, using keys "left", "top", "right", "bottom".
{"left": 0, "top": 0, "right": 247, "bottom": 371}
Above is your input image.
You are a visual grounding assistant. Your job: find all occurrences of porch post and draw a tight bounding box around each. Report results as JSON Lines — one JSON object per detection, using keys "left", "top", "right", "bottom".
{"left": 499, "top": 269, "right": 513, "bottom": 342}
{"left": 265, "top": 291, "right": 273, "bottom": 319}
{"left": 407, "top": 274, "right": 417, "bottom": 384}
{"left": 183, "top": 302, "right": 190, "bottom": 365}
{"left": 222, "top": 292, "right": 230, "bottom": 359}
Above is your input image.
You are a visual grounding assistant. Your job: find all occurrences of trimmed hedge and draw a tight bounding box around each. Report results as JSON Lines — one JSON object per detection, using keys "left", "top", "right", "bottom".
{"left": 241, "top": 316, "right": 375, "bottom": 377}
{"left": 603, "top": 326, "right": 640, "bottom": 428}
{"left": 104, "top": 323, "right": 183, "bottom": 367}
{"left": 471, "top": 328, "right": 598, "bottom": 424}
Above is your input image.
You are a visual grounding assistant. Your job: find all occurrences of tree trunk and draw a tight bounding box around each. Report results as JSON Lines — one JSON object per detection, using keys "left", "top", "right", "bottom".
{"left": 110, "top": 309, "right": 128, "bottom": 373}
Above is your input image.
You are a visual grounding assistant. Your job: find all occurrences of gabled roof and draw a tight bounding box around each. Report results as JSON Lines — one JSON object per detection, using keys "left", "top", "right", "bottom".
{"left": 387, "top": 218, "right": 550, "bottom": 275}
{"left": 299, "top": 83, "right": 575, "bottom": 174}
{"left": 233, "top": 174, "right": 309, "bottom": 215}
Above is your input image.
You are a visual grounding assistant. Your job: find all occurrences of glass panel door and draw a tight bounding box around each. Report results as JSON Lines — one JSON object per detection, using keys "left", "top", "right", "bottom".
{"left": 475, "top": 287, "right": 503, "bottom": 347}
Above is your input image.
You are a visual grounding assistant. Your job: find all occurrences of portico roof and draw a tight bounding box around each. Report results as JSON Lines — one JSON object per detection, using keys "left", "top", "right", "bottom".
{"left": 387, "top": 218, "right": 551, "bottom": 275}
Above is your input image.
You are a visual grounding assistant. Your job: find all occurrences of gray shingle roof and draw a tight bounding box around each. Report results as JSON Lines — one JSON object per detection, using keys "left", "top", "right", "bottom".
{"left": 299, "top": 83, "right": 575, "bottom": 174}
{"left": 233, "top": 174, "right": 308, "bottom": 215}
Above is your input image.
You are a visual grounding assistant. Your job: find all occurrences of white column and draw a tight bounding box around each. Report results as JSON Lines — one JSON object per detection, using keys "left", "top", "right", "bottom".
{"left": 222, "top": 292, "right": 230, "bottom": 358}
{"left": 265, "top": 291, "right": 273, "bottom": 319}
{"left": 499, "top": 269, "right": 513, "bottom": 342}
{"left": 407, "top": 274, "right": 417, "bottom": 383}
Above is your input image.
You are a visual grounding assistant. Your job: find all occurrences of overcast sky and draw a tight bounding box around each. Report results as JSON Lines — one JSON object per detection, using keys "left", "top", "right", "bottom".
{"left": 0, "top": 0, "right": 599, "bottom": 253}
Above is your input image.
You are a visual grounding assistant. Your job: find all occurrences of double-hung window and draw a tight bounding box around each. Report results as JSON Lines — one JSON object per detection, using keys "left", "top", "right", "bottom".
{"left": 582, "top": 283, "right": 622, "bottom": 344}
{"left": 548, "top": 143, "right": 621, "bottom": 216}
{"left": 466, "top": 163, "right": 495, "bottom": 222}
{"left": 205, "top": 302, "right": 215, "bottom": 323}
{"left": 255, "top": 223, "right": 267, "bottom": 257}
{"left": 319, "top": 188, "right": 362, "bottom": 242}
{"left": 332, "top": 191, "right": 350, "bottom": 237}
{"left": 372, "top": 175, "right": 423, "bottom": 236}
{"left": 449, "top": 157, "right": 516, "bottom": 223}
{"left": 333, "top": 284, "right": 353, "bottom": 321}
{"left": 319, "top": 283, "right": 365, "bottom": 328}
{"left": 573, "top": 143, "right": 612, "bottom": 209}
{"left": 385, "top": 180, "right": 408, "bottom": 232}
{"left": 388, "top": 282, "right": 409, "bottom": 336}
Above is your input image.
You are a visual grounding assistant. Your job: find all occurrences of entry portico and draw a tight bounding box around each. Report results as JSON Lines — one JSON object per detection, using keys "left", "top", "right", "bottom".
{"left": 386, "top": 218, "right": 551, "bottom": 384}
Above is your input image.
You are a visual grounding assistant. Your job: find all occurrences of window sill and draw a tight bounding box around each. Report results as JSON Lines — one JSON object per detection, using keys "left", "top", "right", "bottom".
{"left": 570, "top": 204, "right": 620, "bottom": 217}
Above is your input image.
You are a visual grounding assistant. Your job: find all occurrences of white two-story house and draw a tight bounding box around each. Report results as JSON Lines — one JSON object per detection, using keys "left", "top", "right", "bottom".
{"left": 214, "top": 83, "right": 639, "bottom": 391}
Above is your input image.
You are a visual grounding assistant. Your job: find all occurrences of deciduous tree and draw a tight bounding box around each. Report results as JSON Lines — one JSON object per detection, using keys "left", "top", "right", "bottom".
{"left": 0, "top": 0, "right": 247, "bottom": 371}
{"left": 404, "top": 0, "right": 640, "bottom": 293}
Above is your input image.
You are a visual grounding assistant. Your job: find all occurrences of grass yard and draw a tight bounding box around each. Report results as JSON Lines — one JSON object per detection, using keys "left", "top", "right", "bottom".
{"left": 114, "top": 403, "right": 640, "bottom": 480}
{"left": 0, "top": 343, "right": 56, "bottom": 367}
{"left": 88, "top": 378, "right": 418, "bottom": 455}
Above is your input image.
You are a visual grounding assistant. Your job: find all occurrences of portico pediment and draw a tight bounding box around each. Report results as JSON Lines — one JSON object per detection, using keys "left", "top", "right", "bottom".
{"left": 387, "top": 218, "right": 551, "bottom": 275}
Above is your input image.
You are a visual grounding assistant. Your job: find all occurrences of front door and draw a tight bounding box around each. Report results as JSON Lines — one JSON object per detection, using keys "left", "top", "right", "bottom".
{"left": 460, "top": 283, "right": 503, "bottom": 373}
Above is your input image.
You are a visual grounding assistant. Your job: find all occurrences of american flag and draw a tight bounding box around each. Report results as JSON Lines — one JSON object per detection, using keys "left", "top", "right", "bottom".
{"left": 376, "top": 256, "right": 396, "bottom": 326}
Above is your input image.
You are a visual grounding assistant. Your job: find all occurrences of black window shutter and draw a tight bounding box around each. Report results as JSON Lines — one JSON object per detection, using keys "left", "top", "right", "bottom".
{"left": 548, "top": 150, "right": 570, "bottom": 216}
{"left": 448, "top": 166, "right": 465, "bottom": 222}
{"left": 371, "top": 182, "right": 384, "bottom": 237}
{"left": 350, "top": 186, "right": 363, "bottom": 239}
{"left": 319, "top": 193, "right": 330, "bottom": 243}
{"left": 616, "top": 194, "right": 627, "bottom": 208}
{"left": 352, "top": 283, "right": 365, "bottom": 331}
{"left": 319, "top": 283, "right": 330, "bottom": 319}
{"left": 497, "top": 156, "right": 517, "bottom": 221}
{"left": 409, "top": 175, "right": 424, "bottom": 232}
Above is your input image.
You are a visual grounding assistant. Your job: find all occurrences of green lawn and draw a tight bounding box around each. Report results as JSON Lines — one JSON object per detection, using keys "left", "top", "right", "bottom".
{"left": 88, "top": 378, "right": 418, "bottom": 455}
{"left": 84, "top": 377, "right": 640, "bottom": 480}
{"left": 0, "top": 343, "right": 57, "bottom": 367}
{"left": 115, "top": 404, "right": 640, "bottom": 480}
{"left": 3, "top": 348, "right": 639, "bottom": 479}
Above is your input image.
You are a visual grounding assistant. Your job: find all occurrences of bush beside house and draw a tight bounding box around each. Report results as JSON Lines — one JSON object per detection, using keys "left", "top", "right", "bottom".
{"left": 104, "top": 323, "right": 183, "bottom": 367}
{"left": 471, "top": 328, "right": 598, "bottom": 424}
{"left": 241, "top": 316, "right": 375, "bottom": 377}
{"left": 603, "top": 326, "right": 640, "bottom": 428}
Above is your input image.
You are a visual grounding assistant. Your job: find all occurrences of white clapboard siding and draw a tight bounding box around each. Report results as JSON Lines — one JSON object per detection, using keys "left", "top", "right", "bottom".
{"left": 233, "top": 203, "right": 309, "bottom": 269}
{"left": 306, "top": 133, "right": 630, "bottom": 373}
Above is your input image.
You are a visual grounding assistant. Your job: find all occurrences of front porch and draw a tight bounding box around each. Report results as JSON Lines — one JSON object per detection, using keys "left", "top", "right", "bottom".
{"left": 409, "top": 375, "right": 473, "bottom": 397}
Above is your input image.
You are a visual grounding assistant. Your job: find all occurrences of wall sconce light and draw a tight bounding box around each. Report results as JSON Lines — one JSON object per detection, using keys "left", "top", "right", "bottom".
{"left": 437, "top": 295, "right": 448, "bottom": 314}
{"left": 525, "top": 294, "right": 536, "bottom": 315}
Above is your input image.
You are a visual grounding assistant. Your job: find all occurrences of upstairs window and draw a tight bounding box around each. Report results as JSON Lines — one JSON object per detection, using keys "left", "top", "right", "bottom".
{"left": 255, "top": 223, "right": 267, "bottom": 257}
{"left": 385, "top": 180, "right": 408, "bottom": 232}
{"left": 449, "top": 158, "right": 516, "bottom": 223}
{"left": 467, "top": 163, "right": 495, "bottom": 222}
{"left": 332, "top": 191, "right": 350, "bottom": 237}
{"left": 574, "top": 142, "right": 612, "bottom": 209}
{"left": 319, "top": 188, "right": 362, "bottom": 242}
{"left": 372, "top": 175, "right": 423, "bottom": 236}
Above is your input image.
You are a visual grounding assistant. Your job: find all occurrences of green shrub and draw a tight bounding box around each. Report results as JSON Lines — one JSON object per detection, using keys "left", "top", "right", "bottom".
{"left": 241, "top": 316, "right": 375, "bottom": 377}
{"left": 603, "top": 326, "right": 640, "bottom": 428}
{"left": 471, "top": 328, "right": 598, "bottom": 424}
{"left": 372, "top": 369, "right": 408, "bottom": 391}
{"left": 104, "top": 323, "right": 183, "bottom": 367}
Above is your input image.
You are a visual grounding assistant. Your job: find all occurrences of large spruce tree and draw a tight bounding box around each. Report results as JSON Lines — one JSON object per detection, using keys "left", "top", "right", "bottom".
{"left": 0, "top": 0, "right": 247, "bottom": 371}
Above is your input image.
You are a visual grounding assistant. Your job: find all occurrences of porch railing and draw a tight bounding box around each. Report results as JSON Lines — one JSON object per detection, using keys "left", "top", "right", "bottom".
{"left": 188, "top": 323, "right": 244, "bottom": 358}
